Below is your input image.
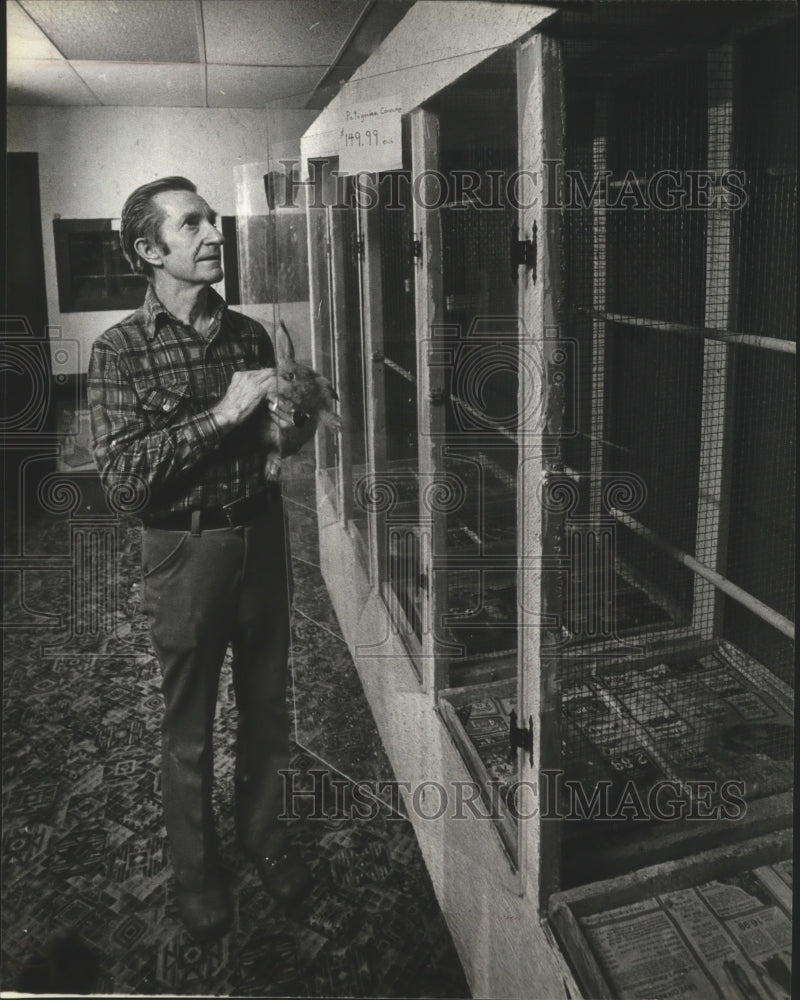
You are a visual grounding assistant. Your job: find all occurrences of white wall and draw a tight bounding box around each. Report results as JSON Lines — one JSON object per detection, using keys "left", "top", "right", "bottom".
{"left": 7, "top": 106, "right": 317, "bottom": 373}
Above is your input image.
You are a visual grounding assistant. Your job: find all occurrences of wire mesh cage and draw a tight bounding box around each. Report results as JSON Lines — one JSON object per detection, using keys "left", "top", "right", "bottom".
{"left": 431, "top": 6, "right": 796, "bottom": 875}
{"left": 330, "top": 4, "right": 795, "bottom": 877}
{"left": 552, "top": 6, "right": 796, "bottom": 879}
{"left": 724, "top": 23, "right": 796, "bottom": 689}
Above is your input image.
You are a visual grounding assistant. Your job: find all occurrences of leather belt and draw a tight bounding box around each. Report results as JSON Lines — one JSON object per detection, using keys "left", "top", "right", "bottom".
{"left": 142, "top": 508, "right": 229, "bottom": 531}
{"left": 142, "top": 485, "right": 281, "bottom": 531}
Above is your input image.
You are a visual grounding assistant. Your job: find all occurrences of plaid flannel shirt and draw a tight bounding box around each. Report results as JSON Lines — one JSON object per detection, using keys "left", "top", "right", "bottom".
{"left": 88, "top": 285, "right": 275, "bottom": 516}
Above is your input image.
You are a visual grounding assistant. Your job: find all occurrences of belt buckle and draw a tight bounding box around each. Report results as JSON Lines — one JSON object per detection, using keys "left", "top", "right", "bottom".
{"left": 221, "top": 496, "right": 245, "bottom": 527}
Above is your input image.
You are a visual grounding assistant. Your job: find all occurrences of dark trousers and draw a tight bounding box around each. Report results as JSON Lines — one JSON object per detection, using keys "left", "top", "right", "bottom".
{"left": 140, "top": 507, "right": 291, "bottom": 891}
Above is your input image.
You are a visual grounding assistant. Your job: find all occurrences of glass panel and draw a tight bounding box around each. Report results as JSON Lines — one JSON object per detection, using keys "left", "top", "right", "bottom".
{"left": 53, "top": 221, "right": 147, "bottom": 312}
{"left": 427, "top": 52, "right": 524, "bottom": 860}
{"left": 436, "top": 59, "right": 519, "bottom": 686}
{"left": 307, "top": 177, "right": 338, "bottom": 497}
{"left": 338, "top": 179, "right": 369, "bottom": 550}
{"left": 377, "top": 170, "right": 423, "bottom": 651}
{"left": 235, "top": 158, "right": 335, "bottom": 502}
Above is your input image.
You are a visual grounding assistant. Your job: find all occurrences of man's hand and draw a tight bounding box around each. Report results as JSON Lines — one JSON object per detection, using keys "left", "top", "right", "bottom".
{"left": 212, "top": 369, "right": 278, "bottom": 432}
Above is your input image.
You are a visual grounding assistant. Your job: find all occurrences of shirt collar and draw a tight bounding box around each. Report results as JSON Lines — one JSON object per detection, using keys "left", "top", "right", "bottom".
{"left": 142, "top": 284, "right": 227, "bottom": 341}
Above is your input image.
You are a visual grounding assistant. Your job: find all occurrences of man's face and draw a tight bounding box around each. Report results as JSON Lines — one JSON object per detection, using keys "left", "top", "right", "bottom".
{"left": 150, "top": 189, "right": 224, "bottom": 286}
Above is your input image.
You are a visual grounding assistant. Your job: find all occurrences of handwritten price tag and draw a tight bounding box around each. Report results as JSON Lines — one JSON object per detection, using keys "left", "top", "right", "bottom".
{"left": 340, "top": 128, "right": 381, "bottom": 149}
{"left": 338, "top": 95, "right": 402, "bottom": 174}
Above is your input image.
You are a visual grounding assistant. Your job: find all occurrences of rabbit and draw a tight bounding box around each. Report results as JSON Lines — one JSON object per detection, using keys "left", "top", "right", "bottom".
{"left": 258, "top": 320, "right": 342, "bottom": 480}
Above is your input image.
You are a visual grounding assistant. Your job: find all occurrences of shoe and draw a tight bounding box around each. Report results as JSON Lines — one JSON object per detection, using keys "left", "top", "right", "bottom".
{"left": 175, "top": 882, "right": 233, "bottom": 942}
{"left": 256, "top": 846, "right": 312, "bottom": 904}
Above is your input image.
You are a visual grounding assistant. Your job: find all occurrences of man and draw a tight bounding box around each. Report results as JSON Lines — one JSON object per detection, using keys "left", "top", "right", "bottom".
{"left": 88, "top": 176, "right": 310, "bottom": 942}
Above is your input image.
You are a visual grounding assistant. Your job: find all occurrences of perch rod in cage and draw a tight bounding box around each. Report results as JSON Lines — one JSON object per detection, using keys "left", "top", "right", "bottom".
{"left": 611, "top": 508, "right": 795, "bottom": 641}
{"left": 575, "top": 308, "right": 796, "bottom": 356}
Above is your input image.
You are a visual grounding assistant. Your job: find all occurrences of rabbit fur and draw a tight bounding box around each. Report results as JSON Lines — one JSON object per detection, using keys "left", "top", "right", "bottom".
{"left": 259, "top": 320, "right": 342, "bottom": 480}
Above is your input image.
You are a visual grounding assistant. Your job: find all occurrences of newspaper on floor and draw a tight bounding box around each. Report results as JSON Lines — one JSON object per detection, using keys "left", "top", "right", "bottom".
{"left": 580, "top": 860, "right": 793, "bottom": 999}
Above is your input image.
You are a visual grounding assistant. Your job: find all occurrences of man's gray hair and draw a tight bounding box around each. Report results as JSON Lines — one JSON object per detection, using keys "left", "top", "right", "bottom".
{"left": 119, "top": 176, "right": 197, "bottom": 278}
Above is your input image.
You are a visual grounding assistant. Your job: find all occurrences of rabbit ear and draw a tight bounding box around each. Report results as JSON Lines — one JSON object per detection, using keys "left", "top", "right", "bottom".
{"left": 277, "top": 321, "right": 296, "bottom": 364}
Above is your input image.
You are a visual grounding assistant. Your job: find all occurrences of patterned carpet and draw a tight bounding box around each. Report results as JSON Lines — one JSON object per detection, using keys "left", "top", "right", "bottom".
{"left": 1, "top": 460, "right": 470, "bottom": 997}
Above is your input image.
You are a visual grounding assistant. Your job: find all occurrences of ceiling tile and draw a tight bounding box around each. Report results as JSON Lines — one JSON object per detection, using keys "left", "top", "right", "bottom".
{"left": 19, "top": 0, "right": 200, "bottom": 63}
{"left": 71, "top": 61, "right": 206, "bottom": 107}
{"left": 202, "top": 0, "right": 368, "bottom": 66}
{"left": 206, "top": 64, "right": 323, "bottom": 108}
{"left": 7, "top": 57, "right": 101, "bottom": 104}
{"left": 7, "top": 0, "right": 65, "bottom": 60}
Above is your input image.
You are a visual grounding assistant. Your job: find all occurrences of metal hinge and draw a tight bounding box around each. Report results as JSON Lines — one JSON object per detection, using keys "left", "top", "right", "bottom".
{"left": 352, "top": 233, "right": 364, "bottom": 262}
{"left": 509, "top": 709, "right": 534, "bottom": 767}
{"left": 511, "top": 221, "right": 537, "bottom": 284}
{"left": 410, "top": 232, "right": 422, "bottom": 264}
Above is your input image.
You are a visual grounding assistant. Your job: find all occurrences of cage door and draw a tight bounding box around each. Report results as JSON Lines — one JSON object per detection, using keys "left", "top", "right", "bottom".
{"left": 516, "top": 31, "right": 567, "bottom": 903}
{"left": 306, "top": 160, "right": 339, "bottom": 506}
{"left": 328, "top": 177, "right": 368, "bottom": 553}
{"left": 370, "top": 169, "right": 426, "bottom": 671}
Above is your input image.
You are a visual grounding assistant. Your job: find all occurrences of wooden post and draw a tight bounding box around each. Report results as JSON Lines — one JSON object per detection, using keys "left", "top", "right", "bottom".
{"left": 517, "top": 31, "right": 566, "bottom": 904}
{"left": 411, "top": 108, "right": 449, "bottom": 696}
{"left": 693, "top": 44, "right": 738, "bottom": 640}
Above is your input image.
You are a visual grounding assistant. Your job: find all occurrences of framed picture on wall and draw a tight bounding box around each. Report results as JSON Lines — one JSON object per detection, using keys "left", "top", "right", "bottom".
{"left": 53, "top": 218, "right": 147, "bottom": 312}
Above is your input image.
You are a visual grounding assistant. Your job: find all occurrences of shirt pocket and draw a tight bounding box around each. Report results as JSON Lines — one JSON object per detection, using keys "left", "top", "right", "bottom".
{"left": 134, "top": 378, "right": 191, "bottom": 429}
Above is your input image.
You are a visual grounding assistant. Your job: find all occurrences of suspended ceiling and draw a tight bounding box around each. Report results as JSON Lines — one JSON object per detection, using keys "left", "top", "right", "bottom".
{"left": 6, "top": 0, "right": 414, "bottom": 109}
